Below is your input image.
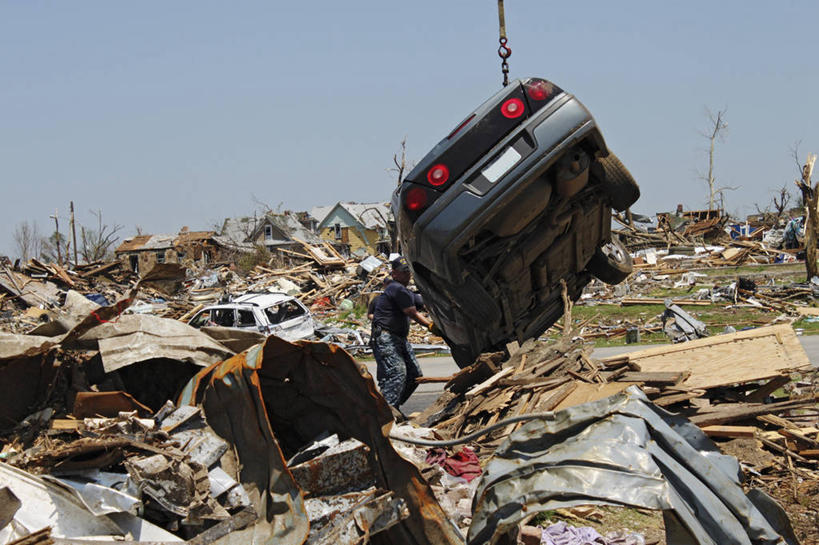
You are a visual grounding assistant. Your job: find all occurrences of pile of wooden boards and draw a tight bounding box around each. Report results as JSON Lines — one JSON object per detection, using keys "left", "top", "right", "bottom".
{"left": 413, "top": 325, "right": 818, "bottom": 466}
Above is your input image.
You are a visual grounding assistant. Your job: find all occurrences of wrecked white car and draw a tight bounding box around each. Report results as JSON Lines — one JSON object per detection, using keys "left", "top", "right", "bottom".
{"left": 187, "top": 292, "right": 315, "bottom": 342}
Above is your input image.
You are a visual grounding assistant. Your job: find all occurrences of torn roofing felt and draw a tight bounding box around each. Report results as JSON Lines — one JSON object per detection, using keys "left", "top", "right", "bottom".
{"left": 468, "top": 386, "right": 798, "bottom": 545}
{"left": 179, "top": 335, "right": 464, "bottom": 545}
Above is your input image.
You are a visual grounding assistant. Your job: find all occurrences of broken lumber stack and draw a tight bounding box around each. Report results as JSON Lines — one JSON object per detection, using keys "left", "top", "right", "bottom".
{"left": 414, "top": 325, "right": 816, "bottom": 462}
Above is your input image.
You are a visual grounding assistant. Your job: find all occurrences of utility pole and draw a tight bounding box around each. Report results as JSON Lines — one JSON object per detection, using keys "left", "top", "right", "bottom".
{"left": 49, "top": 209, "right": 61, "bottom": 266}
{"left": 70, "top": 201, "right": 79, "bottom": 268}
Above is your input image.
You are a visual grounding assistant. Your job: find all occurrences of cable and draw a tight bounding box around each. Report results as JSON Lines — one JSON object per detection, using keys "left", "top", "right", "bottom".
{"left": 388, "top": 411, "right": 555, "bottom": 447}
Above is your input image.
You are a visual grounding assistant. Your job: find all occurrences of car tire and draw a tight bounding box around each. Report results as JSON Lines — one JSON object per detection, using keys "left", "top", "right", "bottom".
{"left": 587, "top": 238, "right": 633, "bottom": 284}
{"left": 598, "top": 153, "right": 640, "bottom": 211}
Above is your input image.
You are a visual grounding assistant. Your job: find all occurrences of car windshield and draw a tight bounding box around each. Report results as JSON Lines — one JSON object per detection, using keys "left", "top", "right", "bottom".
{"left": 189, "top": 311, "right": 210, "bottom": 328}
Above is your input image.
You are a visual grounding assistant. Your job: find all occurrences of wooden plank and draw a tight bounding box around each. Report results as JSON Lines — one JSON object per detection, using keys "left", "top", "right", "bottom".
{"left": 415, "top": 375, "right": 456, "bottom": 384}
{"left": 799, "top": 449, "right": 819, "bottom": 458}
{"left": 690, "top": 395, "right": 818, "bottom": 426}
{"left": 78, "top": 260, "right": 120, "bottom": 278}
{"left": 652, "top": 391, "right": 703, "bottom": 407}
{"left": 757, "top": 414, "right": 800, "bottom": 430}
{"left": 535, "top": 382, "right": 579, "bottom": 412}
{"left": 779, "top": 428, "right": 819, "bottom": 448}
{"left": 619, "top": 371, "right": 689, "bottom": 384}
{"left": 758, "top": 437, "right": 810, "bottom": 463}
{"left": 745, "top": 375, "right": 791, "bottom": 403}
{"left": 602, "top": 325, "right": 810, "bottom": 390}
{"left": 465, "top": 367, "right": 515, "bottom": 398}
{"left": 700, "top": 425, "right": 758, "bottom": 438}
{"left": 50, "top": 419, "right": 82, "bottom": 430}
{"left": 552, "top": 382, "right": 636, "bottom": 411}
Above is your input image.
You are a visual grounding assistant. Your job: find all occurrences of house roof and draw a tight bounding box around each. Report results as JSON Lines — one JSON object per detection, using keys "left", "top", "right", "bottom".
{"left": 316, "top": 202, "right": 392, "bottom": 230}
{"left": 116, "top": 230, "right": 216, "bottom": 254}
{"left": 215, "top": 212, "right": 322, "bottom": 251}
{"left": 175, "top": 230, "right": 216, "bottom": 246}
{"left": 116, "top": 235, "right": 153, "bottom": 253}
{"left": 309, "top": 205, "right": 335, "bottom": 225}
{"left": 115, "top": 234, "right": 176, "bottom": 253}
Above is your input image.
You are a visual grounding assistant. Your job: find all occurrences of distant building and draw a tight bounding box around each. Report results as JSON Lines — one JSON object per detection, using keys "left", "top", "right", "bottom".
{"left": 214, "top": 211, "right": 326, "bottom": 257}
{"left": 310, "top": 202, "right": 392, "bottom": 256}
{"left": 115, "top": 227, "right": 220, "bottom": 273}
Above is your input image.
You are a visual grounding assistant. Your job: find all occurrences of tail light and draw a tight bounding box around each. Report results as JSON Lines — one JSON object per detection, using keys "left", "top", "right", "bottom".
{"left": 523, "top": 78, "right": 561, "bottom": 114}
{"left": 427, "top": 164, "right": 450, "bottom": 186}
{"left": 405, "top": 186, "right": 429, "bottom": 211}
{"left": 402, "top": 183, "right": 440, "bottom": 221}
{"left": 500, "top": 98, "right": 525, "bottom": 119}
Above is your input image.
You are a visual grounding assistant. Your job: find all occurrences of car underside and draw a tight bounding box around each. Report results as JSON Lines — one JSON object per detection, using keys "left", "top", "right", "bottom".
{"left": 394, "top": 78, "right": 639, "bottom": 367}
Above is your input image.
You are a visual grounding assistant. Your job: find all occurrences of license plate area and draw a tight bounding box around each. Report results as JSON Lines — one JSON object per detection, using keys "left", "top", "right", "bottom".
{"left": 466, "top": 136, "right": 534, "bottom": 195}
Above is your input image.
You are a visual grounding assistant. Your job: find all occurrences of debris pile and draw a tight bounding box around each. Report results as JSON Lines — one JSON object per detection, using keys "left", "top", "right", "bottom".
{"left": 1, "top": 249, "right": 444, "bottom": 355}
{"left": 0, "top": 260, "right": 814, "bottom": 543}
{"left": 412, "top": 325, "right": 818, "bottom": 513}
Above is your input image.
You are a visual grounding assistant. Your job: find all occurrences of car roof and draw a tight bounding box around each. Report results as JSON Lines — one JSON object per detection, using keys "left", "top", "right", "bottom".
{"left": 232, "top": 292, "right": 294, "bottom": 307}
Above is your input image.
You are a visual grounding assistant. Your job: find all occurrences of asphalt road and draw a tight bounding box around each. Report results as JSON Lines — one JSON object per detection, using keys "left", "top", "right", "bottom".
{"left": 364, "top": 336, "right": 819, "bottom": 416}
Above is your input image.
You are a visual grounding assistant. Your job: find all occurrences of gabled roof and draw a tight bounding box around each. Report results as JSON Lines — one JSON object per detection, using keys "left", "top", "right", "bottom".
{"left": 309, "top": 205, "right": 335, "bottom": 225}
{"left": 215, "top": 212, "right": 322, "bottom": 251}
{"left": 316, "top": 202, "right": 392, "bottom": 230}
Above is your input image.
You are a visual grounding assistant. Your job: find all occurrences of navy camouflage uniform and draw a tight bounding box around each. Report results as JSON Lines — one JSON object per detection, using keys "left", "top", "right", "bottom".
{"left": 371, "top": 260, "right": 425, "bottom": 408}
{"left": 373, "top": 330, "right": 422, "bottom": 407}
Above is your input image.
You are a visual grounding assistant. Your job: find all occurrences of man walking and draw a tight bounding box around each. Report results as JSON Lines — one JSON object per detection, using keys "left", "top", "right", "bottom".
{"left": 371, "top": 256, "right": 439, "bottom": 409}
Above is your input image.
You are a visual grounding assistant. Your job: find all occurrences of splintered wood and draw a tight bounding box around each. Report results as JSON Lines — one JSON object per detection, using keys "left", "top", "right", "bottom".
{"left": 413, "top": 325, "right": 817, "bottom": 460}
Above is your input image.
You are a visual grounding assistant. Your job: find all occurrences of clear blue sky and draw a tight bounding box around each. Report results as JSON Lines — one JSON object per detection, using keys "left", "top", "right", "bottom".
{"left": 2, "top": 1, "right": 818, "bottom": 258}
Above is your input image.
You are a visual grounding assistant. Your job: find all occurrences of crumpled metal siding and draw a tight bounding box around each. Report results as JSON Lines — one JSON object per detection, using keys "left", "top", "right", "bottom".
{"left": 468, "top": 386, "right": 797, "bottom": 545}
{"left": 180, "top": 336, "right": 463, "bottom": 545}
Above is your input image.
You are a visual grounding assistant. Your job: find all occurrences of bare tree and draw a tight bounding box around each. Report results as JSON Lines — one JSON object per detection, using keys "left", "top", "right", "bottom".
{"left": 772, "top": 185, "right": 792, "bottom": 218}
{"left": 79, "top": 210, "right": 123, "bottom": 263}
{"left": 790, "top": 141, "right": 807, "bottom": 208}
{"left": 12, "top": 221, "right": 42, "bottom": 262}
{"left": 40, "top": 231, "right": 70, "bottom": 264}
{"left": 754, "top": 185, "right": 792, "bottom": 221}
{"left": 698, "top": 108, "right": 729, "bottom": 211}
{"left": 389, "top": 137, "right": 410, "bottom": 186}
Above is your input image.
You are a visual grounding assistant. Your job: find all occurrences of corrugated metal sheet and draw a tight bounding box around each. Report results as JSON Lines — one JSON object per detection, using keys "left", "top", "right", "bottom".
{"left": 180, "top": 336, "right": 464, "bottom": 545}
{"left": 468, "top": 386, "right": 798, "bottom": 545}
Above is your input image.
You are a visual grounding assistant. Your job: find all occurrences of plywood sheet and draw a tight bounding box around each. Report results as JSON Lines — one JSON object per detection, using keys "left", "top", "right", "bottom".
{"left": 553, "top": 382, "right": 639, "bottom": 411}
{"left": 602, "top": 325, "right": 810, "bottom": 390}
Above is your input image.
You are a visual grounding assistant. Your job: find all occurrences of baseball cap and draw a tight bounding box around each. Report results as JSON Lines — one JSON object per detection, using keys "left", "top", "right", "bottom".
{"left": 390, "top": 256, "right": 410, "bottom": 272}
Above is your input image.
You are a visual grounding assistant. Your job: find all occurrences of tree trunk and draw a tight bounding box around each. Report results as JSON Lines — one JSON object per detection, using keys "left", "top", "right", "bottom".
{"left": 802, "top": 154, "right": 817, "bottom": 280}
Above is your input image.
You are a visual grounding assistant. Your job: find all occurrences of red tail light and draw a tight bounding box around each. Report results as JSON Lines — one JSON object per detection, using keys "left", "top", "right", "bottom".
{"left": 426, "top": 164, "right": 450, "bottom": 186}
{"left": 500, "top": 98, "right": 524, "bottom": 119}
{"left": 526, "top": 80, "right": 553, "bottom": 101}
{"left": 405, "top": 186, "right": 429, "bottom": 211}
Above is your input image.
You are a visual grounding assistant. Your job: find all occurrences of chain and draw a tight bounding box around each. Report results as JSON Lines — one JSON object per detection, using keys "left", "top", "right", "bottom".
{"left": 497, "top": 0, "right": 511, "bottom": 86}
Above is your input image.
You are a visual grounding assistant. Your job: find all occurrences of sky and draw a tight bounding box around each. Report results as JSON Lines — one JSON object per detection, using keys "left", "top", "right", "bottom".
{"left": 2, "top": 1, "right": 818, "bottom": 258}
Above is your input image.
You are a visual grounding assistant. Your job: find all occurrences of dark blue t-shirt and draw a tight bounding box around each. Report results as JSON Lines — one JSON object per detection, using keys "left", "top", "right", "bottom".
{"left": 372, "top": 281, "right": 415, "bottom": 338}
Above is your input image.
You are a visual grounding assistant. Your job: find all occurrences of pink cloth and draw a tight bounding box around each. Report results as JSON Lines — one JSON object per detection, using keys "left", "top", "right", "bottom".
{"left": 425, "top": 447, "right": 482, "bottom": 482}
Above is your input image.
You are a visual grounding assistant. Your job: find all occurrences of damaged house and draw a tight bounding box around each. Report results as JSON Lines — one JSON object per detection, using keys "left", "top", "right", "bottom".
{"left": 115, "top": 228, "right": 222, "bottom": 274}
{"left": 311, "top": 202, "right": 392, "bottom": 257}
{"left": 214, "top": 212, "right": 330, "bottom": 260}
